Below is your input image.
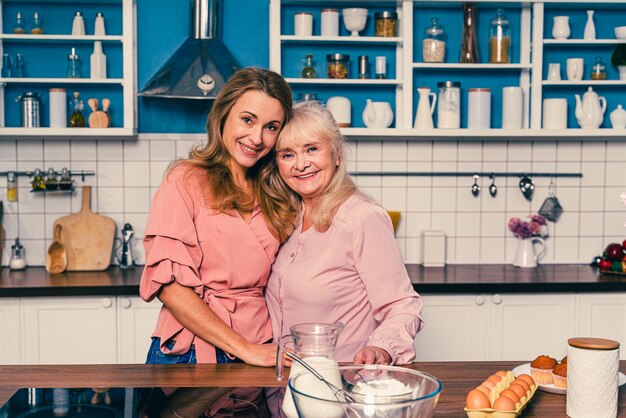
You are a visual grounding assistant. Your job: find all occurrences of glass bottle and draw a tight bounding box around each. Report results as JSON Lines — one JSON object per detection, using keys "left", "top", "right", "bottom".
{"left": 13, "top": 12, "right": 26, "bottom": 34}
{"left": 14, "top": 53, "right": 25, "bottom": 77}
{"left": 69, "top": 92, "right": 85, "bottom": 127}
{"left": 590, "top": 56, "right": 607, "bottom": 80}
{"left": 31, "top": 168, "right": 46, "bottom": 191}
{"left": 489, "top": 8, "right": 511, "bottom": 64}
{"left": 45, "top": 168, "right": 59, "bottom": 191}
{"left": 1, "top": 54, "right": 12, "bottom": 78}
{"left": 423, "top": 17, "right": 446, "bottom": 63}
{"left": 7, "top": 171, "right": 18, "bottom": 202}
{"left": 459, "top": 3, "right": 479, "bottom": 64}
{"left": 301, "top": 54, "right": 317, "bottom": 78}
{"left": 30, "top": 11, "right": 43, "bottom": 34}
{"left": 59, "top": 167, "right": 73, "bottom": 190}
{"left": 67, "top": 47, "right": 81, "bottom": 78}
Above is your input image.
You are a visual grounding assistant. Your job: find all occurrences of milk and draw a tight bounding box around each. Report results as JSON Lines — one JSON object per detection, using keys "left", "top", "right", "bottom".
{"left": 282, "top": 356, "right": 344, "bottom": 418}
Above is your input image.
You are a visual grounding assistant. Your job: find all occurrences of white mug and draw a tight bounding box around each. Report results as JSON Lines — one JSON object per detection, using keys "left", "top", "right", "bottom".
{"left": 294, "top": 12, "right": 313, "bottom": 37}
{"left": 566, "top": 58, "right": 584, "bottom": 81}
{"left": 543, "top": 98, "right": 568, "bottom": 129}
{"left": 547, "top": 63, "right": 561, "bottom": 81}
{"left": 502, "top": 86, "right": 523, "bottom": 129}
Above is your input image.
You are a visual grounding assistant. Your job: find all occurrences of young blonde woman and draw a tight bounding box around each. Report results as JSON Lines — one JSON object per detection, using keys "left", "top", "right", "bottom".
{"left": 265, "top": 101, "right": 424, "bottom": 365}
{"left": 141, "top": 68, "right": 298, "bottom": 365}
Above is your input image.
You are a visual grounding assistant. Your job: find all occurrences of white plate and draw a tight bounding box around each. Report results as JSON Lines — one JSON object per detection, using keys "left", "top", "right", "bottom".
{"left": 512, "top": 363, "right": 626, "bottom": 395}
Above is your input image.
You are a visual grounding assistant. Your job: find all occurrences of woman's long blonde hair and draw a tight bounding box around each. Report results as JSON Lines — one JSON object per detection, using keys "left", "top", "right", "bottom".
{"left": 270, "top": 101, "right": 369, "bottom": 232}
{"left": 170, "top": 67, "right": 297, "bottom": 242}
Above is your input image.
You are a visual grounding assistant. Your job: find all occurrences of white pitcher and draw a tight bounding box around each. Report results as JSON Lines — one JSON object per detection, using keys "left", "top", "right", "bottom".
{"left": 414, "top": 87, "right": 437, "bottom": 129}
{"left": 513, "top": 237, "right": 546, "bottom": 268}
{"left": 362, "top": 99, "right": 393, "bottom": 128}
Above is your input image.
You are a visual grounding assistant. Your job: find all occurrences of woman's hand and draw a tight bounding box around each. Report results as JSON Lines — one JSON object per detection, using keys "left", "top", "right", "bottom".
{"left": 239, "top": 343, "right": 292, "bottom": 368}
{"left": 353, "top": 346, "right": 392, "bottom": 365}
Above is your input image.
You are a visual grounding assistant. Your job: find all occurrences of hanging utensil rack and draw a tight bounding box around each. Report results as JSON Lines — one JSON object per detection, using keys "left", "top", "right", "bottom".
{"left": 350, "top": 171, "right": 582, "bottom": 178}
{"left": 1, "top": 169, "right": 95, "bottom": 194}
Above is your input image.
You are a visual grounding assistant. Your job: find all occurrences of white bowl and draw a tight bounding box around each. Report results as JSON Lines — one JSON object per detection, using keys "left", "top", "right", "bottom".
{"left": 342, "top": 8, "right": 368, "bottom": 36}
{"left": 615, "top": 26, "right": 626, "bottom": 39}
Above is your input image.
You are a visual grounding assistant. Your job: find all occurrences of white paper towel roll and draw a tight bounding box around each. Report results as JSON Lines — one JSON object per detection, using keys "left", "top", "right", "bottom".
{"left": 49, "top": 88, "right": 67, "bottom": 128}
{"left": 567, "top": 337, "right": 620, "bottom": 418}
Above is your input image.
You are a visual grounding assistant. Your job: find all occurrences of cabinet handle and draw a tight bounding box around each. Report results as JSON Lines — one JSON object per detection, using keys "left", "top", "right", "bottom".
{"left": 120, "top": 298, "right": 131, "bottom": 309}
{"left": 101, "top": 297, "right": 113, "bottom": 308}
{"left": 493, "top": 294, "right": 503, "bottom": 305}
{"left": 475, "top": 295, "right": 485, "bottom": 306}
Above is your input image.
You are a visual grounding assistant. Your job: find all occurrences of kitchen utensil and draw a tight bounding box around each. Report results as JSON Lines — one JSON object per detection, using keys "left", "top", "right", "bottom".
{"left": 489, "top": 174, "right": 497, "bottom": 197}
{"left": 538, "top": 180, "right": 563, "bottom": 222}
{"left": 88, "top": 98, "right": 109, "bottom": 128}
{"left": 16, "top": 91, "right": 40, "bottom": 127}
{"left": 519, "top": 175, "right": 535, "bottom": 201}
{"left": 46, "top": 224, "right": 67, "bottom": 274}
{"left": 116, "top": 223, "right": 135, "bottom": 270}
{"left": 101, "top": 98, "right": 111, "bottom": 126}
{"left": 437, "top": 81, "right": 461, "bottom": 129}
{"left": 53, "top": 185, "right": 115, "bottom": 271}
{"left": 286, "top": 351, "right": 355, "bottom": 403}
{"left": 362, "top": 99, "right": 393, "bottom": 128}
{"left": 9, "top": 237, "right": 26, "bottom": 270}
{"left": 414, "top": 87, "right": 437, "bottom": 129}
{"left": 471, "top": 174, "right": 480, "bottom": 197}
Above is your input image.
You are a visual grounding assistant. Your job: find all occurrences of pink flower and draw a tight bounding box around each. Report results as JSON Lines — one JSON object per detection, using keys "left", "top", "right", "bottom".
{"left": 508, "top": 214, "right": 549, "bottom": 239}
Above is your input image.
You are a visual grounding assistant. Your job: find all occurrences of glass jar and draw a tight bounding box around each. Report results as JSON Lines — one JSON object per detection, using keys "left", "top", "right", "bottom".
{"left": 423, "top": 17, "right": 446, "bottom": 63}
{"left": 591, "top": 56, "right": 607, "bottom": 80}
{"left": 30, "top": 11, "right": 43, "bottom": 34}
{"left": 296, "top": 92, "right": 318, "bottom": 103}
{"left": 375, "top": 11, "right": 397, "bottom": 37}
{"left": 67, "top": 47, "right": 81, "bottom": 78}
{"left": 7, "top": 171, "right": 17, "bottom": 202}
{"left": 13, "top": 12, "right": 26, "bottom": 34}
{"left": 489, "top": 8, "right": 511, "bottom": 64}
{"left": 437, "top": 81, "right": 461, "bottom": 129}
{"left": 326, "top": 53, "right": 349, "bottom": 79}
{"left": 301, "top": 54, "right": 317, "bottom": 78}
{"left": 31, "top": 168, "right": 46, "bottom": 191}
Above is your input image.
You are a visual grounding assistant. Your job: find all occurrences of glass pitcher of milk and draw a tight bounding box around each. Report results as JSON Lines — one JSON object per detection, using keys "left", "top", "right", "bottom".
{"left": 276, "top": 322, "right": 344, "bottom": 418}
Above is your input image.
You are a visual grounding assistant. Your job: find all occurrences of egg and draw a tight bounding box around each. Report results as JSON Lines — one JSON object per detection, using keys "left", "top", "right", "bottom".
{"left": 481, "top": 380, "right": 495, "bottom": 390}
{"left": 486, "top": 374, "right": 502, "bottom": 385}
{"left": 493, "top": 396, "right": 516, "bottom": 411}
{"left": 466, "top": 389, "right": 491, "bottom": 409}
{"left": 517, "top": 373, "right": 535, "bottom": 387}
{"left": 499, "top": 388, "right": 520, "bottom": 404}
{"left": 475, "top": 385, "right": 491, "bottom": 397}
{"left": 494, "top": 370, "right": 507, "bottom": 377}
{"left": 513, "top": 378, "right": 531, "bottom": 392}
{"left": 507, "top": 383, "right": 527, "bottom": 398}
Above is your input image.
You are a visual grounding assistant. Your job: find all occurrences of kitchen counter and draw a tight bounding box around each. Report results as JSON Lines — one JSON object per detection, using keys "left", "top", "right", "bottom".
{"left": 0, "top": 362, "right": 625, "bottom": 417}
{"left": 0, "top": 264, "right": 623, "bottom": 297}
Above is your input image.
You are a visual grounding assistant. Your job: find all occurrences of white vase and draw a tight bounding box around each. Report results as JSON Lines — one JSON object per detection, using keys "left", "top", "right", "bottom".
{"left": 610, "top": 105, "right": 626, "bottom": 129}
{"left": 513, "top": 237, "right": 546, "bottom": 268}
{"left": 552, "top": 16, "right": 571, "bottom": 40}
{"left": 584, "top": 10, "right": 596, "bottom": 40}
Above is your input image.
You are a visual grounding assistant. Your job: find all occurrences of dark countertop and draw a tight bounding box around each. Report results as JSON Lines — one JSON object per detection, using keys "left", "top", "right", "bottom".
{"left": 1, "top": 264, "right": 624, "bottom": 297}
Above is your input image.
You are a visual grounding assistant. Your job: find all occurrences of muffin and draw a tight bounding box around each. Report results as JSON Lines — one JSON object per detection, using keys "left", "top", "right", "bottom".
{"left": 530, "top": 355, "right": 558, "bottom": 385}
{"left": 552, "top": 363, "right": 567, "bottom": 388}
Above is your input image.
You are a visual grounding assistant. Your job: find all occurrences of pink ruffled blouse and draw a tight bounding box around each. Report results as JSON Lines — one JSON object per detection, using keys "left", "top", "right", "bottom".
{"left": 140, "top": 165, "right": 278, "bottom": 363}
{"left": 265, "top": 194, "right": 424, "bottom": 365}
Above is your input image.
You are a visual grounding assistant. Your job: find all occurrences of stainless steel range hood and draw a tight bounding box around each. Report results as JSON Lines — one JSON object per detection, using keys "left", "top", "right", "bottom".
{"left": 139, "top": 0, "right": 239, "bottom": 99}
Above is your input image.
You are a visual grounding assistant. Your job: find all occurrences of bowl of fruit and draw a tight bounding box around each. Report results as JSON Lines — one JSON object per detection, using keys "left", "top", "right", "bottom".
{"left": 597, "top": 241, "right": 626, "bottom": 276}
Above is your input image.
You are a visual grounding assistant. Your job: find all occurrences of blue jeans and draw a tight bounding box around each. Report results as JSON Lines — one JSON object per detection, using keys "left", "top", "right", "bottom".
{"left": 146, "top": 337, "right": 244, "bottom": 364}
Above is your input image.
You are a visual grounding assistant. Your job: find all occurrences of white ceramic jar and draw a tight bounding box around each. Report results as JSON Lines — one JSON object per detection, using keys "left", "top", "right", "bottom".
{"left": 467, "top": 88, "right": 491, "bottom": 129}
{"left": 321, "top": 9, "right": 339, "bottom": 37}
{"left": 610, "top": 104, "right": 626, "bottom": 129}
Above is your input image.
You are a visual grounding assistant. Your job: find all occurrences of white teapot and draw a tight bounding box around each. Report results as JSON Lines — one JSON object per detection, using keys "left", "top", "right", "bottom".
{"left": 575, "top": 86, "right": 606, "bottom": 129}
{"left": 362, "top": 99, "right": 393, "bottom": 128}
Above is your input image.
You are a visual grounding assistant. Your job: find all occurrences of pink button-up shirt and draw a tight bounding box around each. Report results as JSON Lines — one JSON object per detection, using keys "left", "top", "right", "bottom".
{"left": 140, "top": 165, "right": 278, "bottom": 363}
{"left": 265, "top": 194, "right": 424, "bottom": 364}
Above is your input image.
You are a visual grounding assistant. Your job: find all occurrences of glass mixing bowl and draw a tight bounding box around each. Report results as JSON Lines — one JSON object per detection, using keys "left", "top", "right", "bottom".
{"left": 288, "top": 364, "right": 442, "bottom": 417}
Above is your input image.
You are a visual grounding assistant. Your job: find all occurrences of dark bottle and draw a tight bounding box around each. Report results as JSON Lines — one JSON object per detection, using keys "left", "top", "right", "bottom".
{"left": 69, "top": 91, "right": 85, "bottom": 127}
{"left": 301, "top": 54, "right": 317, "bottom": 78}
{"left": 459, "top": 3, "right": 479, "bottom": 64}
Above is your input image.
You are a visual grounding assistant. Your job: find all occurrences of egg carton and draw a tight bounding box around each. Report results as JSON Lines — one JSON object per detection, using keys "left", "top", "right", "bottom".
{"left": 464, "top": 371, "right": 538, "bottom": 418}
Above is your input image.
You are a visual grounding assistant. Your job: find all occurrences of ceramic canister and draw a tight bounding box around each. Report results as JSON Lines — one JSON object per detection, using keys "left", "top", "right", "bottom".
{"left": 567, "top": 337, "right": 620, "bottom": 418}
{"left": 320, "top": 9, "right": 339, "bottom": 37}
{"left": 502, "top": 86, "right": 523, "bottom": 129}
{"left": 467, "top": 88, "right": 491, "bottom": 129}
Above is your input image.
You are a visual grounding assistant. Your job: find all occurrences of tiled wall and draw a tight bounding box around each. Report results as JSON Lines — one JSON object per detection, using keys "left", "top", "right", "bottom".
{"left": 1, "top": 138, "right": 625, "bottom": 267}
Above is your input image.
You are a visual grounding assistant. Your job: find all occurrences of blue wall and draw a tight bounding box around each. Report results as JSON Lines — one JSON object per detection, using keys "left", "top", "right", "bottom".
{"left": 137, "top": 0, "right": 269, "bottom": 133}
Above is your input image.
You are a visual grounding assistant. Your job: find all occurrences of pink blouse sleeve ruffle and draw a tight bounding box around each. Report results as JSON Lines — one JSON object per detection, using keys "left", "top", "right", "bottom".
{"left": 353, "top": 204, "right": 424, "bottom": 365}
{"left": 140, "top": 168, "right": 204, "bottom": 302}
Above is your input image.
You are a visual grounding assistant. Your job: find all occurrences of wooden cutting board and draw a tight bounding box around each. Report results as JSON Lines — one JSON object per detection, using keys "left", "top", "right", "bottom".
{"left": 53, "top": 185, "right": 116, "bottom": 271}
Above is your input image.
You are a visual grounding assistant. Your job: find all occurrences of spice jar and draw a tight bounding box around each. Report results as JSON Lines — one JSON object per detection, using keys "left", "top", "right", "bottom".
{"left": 375, "top": 11, "right": 397, "bottom": 37}
{"left": 326, "top": 53, "right": 349, "bottom": 79}
{"left": 13, "top": 12, "right": 26, "bottom": 34}
{"left": 301, "top": 54, "right": 317, "bottom": 79}
{"left": 489, "top": 8, "right": 511, "bottom": 64}
{"left": 31, "top": 168, "right": 46, "bottom": 191}
{"left": 423, "top": 17, "right": 446, "bottom": 63}
{"left": 591, "top": 56, "right": 607, "bottom": 80}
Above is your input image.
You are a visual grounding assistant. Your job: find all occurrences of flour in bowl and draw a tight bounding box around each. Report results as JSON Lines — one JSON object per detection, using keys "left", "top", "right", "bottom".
{"left": 352, "top": 378, "right": 412, "bottom": 397}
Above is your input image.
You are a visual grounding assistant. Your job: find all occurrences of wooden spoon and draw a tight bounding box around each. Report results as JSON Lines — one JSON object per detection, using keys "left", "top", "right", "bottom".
{"left": 46, "top": 223, "right": 67, "bottom": 274}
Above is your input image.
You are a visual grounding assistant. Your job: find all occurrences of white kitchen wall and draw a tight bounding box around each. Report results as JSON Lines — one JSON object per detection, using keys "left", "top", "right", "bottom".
{"left": 1, "top": 138, "right": 625, "bottom": 266}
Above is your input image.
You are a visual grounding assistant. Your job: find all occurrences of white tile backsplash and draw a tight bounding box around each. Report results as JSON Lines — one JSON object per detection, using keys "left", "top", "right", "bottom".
{"left": 1, "top": 137, "right": 624, "bottom": 266}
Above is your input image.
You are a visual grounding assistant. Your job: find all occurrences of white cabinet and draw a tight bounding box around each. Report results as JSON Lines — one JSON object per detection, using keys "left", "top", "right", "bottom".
{"left": 0, "top": 0, "right": 136, "bottom": 137}
{"left": 269, "top": 0, "right": 626, "bottom": 139}
{"left": 0, "top": 298, "right": 21, "bottom": 365}
{"left": 21, "top": 296, "right": 118, "bottom": 364}
{"left": 415, "top": 293, "right": 576, "bottom": 361}
{"left": 577, "top": 293, "right": 626, "bottom": 360}
{"left": 117, "top": 296, "right": 162, "bottom": 364}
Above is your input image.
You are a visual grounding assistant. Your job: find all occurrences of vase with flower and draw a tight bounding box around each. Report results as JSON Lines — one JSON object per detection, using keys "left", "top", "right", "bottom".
{"left": 509, "top": 214, "right": 549, "bottom": 268}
